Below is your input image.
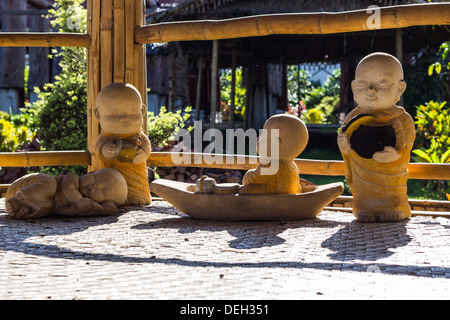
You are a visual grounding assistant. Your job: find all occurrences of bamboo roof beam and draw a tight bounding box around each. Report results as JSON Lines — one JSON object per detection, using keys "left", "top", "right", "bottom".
{"left": 0, "top": 33, "right": 91, "bottom": 47}
{"left": 135, "top": 3, "right": 450, "bottom": 44}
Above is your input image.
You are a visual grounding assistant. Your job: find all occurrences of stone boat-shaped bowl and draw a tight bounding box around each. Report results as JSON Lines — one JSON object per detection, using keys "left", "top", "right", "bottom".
{"left": 150, "top": 179, "right": 344, "bottom": 221}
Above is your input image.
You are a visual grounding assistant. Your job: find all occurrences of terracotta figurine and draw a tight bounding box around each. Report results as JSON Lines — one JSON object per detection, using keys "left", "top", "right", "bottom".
{"left": 239, "top": 114, "right": 309, "bottom": 194}
{"left": 5, "top": 168, "right": 128, "bottom": 219}
{"left": 150, "top": 113, "right": 344, "bottom": 220}
{"left": 338, "top": 52, "right": 416, "bottom": 222}
{"left": 95, "top": 83, "right": 152, "bottom": 205}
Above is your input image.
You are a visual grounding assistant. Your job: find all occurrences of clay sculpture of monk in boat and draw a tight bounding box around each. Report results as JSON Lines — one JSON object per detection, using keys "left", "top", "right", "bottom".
{"left": 151, "top": 114, "right": 344, "bottom": 220}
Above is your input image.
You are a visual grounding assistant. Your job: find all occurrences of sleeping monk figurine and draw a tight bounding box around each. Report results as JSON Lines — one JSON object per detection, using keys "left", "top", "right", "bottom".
{"left": 95, "top": 83, "right": 152, "bottom": 205}
{"left": 337, "top": 52, "right": 416, "bottom": 222}
{"left": 239, "top": 114, "right": 309, "bottom": 194}
{"left": 5, "top": 168, "right": 128, "bottom": 219}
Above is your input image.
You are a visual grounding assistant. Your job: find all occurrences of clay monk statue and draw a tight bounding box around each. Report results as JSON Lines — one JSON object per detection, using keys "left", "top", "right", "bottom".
{"left": 240, "top": 114, "right": 309, "bottom": 194}
{"left": 95, "top": 83, "right": 152, "bottom": 205}
{"left": 338, "top": 52, "right": 415, "bottom": 222}
{"left": 5, "top": 168, "right": 128, "bottom": 219}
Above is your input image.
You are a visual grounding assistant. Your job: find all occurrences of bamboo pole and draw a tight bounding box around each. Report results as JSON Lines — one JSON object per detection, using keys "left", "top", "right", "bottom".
{"left": 135, "top": 3, "right": 450, "bottom": 44}
{"left": 325, "top": 205, "right": 450, "bottom": 218}
{"left": 113, "top": 0, "right": 125, "bottom": 83}
{"left": 195, "top": 57, "right": 204, "bottom": 121}
{"left": 146, "top": 152, "right": 450, "bottom": 181}
{"left": 230, "top": 42, "right": 236, "bottom": 128}
{"left": 125, "top": 0, "right": 135, "bottom": 85}
{"left": 396, "top": 28, "right": 404, "bottom": 106}
{"left": 100, "top": 0, "right": 114, "bottom": 89}
{"left": 134, "top": 0, "right": 148, "bottom": 133}
{"left": 87, "top": 0, "right": 101, "bottom": 171}
{"left": 0, "top": 151, "right": 91, "bottom": 167}
{"left": 0, "top": 32, "right": 91, "bottom": 47}
{"left": 0, "top": 150, "right": 446, "bottom": 181}
{"left": 210, "top": 39, "right": 219, "bottom": 127}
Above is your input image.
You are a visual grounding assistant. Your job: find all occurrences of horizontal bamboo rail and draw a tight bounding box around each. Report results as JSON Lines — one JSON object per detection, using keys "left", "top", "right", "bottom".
{"left": 0, "top": 32, "right": 91, "bottom": 47}
{"left": 0, "top": 151, "right": 91, "bottom": 167}
{"left": 147, "top": 152, "right": 450, "bottom": 181}
{"left": 135, "top": 3, "right": 450, "bottom": 44}
{"left": 0, "top": 151, "right": 449, "bottom": 215}
{"left": 0, "top": 151, "right": 448, "bottom": 181}
{"left": 325, "top": 206, "right": 450, "bottom": 218}
{"left": 326, "top": 195, "right": 450, "bottom": 217}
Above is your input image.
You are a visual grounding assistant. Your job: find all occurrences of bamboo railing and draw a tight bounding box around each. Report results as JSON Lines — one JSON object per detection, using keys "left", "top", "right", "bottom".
{"left": 0, "top": 33, "right": 91, "bottom": 47}
{"left": 0, "top": 150, "right": 448, "bottom": 181}
{"left": 0, "top": 1, "right": 449, "bottom": 213}
{"left": 0, "top": 3, "right": 448, "bottom": 47}
{"left": 135, "top": 3, "right": 450, "bottom": 43}
{"left": 147, "top": 152, "right": 450, "bottom": 181}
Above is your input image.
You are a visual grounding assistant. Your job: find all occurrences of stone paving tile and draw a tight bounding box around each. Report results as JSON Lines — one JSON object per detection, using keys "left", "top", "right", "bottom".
{"left": 0, "top": 199, "right": 449, "bottom": 300}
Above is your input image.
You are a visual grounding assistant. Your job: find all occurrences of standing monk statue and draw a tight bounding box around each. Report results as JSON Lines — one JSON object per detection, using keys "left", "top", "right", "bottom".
{"left": 337, "top": 52, "right": 415, "bottom": 222}
{"left": 95, "top": 83, "right": 152, "bottom": 205}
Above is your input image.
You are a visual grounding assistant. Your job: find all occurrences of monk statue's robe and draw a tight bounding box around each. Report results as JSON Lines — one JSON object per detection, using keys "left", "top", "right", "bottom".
{"left": 339, "top": 105, "right": 415, "bottom": 219}
{"left": 5, "top": 173, "right": 113, "bottom": 218}
{"left": 6, "top": 173, "right": 68, "bottom": 218}
{"left": 241, "top": 160, "right": 302, "bottom": 194}
{"left": 95, "top": 131, "right": 151, "bottom": 205}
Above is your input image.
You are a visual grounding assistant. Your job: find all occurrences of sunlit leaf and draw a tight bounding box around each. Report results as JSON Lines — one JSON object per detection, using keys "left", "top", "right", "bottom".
{"left": 412, "top": 149, "right": 432, "bottom": 163}
{"left": 435, "top": 63, "right": 442, "bottom": 74}
{"left": 428, "top": 64, "right": 434, "bottom": 76}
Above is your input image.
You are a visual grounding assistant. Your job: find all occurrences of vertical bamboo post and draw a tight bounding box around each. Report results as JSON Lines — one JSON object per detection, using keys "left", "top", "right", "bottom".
{"left": 230, "top": 42, "right": 237, "bottom": 128}
{"left": 396, "top": 28, "right": 404, "bottom": 106}
{"left": 113, "top": 0, "right": 125, "bottom": 83}
{"left": 210, "top": 39, "right": 219, "bottom": 127}
{"left": 134, "top": 0, "right": 148, "bottom": 134}
{"left": 87, "top": 0, "right": 147, "bottom": 171}
{"left": 168, "top": 54, "right": 175, "bottom": 111}
{"left": 100, "top": 0, "right": 113, "bottom": 89}
{"left": 244, "top": 63, "right": 252, "bottom": 130}
{"left": 125, "top": 0, "right": 135, "bottom": 85}
{"left": 195, "top": 57, "right": 204, "bottom": 121}
{"left": 87, "top": 0, "right": 101, "bottom": 171}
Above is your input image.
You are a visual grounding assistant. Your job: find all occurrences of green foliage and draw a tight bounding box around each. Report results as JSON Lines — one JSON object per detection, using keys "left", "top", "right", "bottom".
{"left": 24, "top": 64, "right": 30, "bottom": 101}
{"left": 413, "top": 100, "right": 450, "bottom": 162}
{"left": 302, "top": 95, "right": 340, "bottom": 124}
{"left": 302, "top": 108, "right": 325, "bottom": 124}
{"left": 46, "top": 0, "right": 87, "bottom": 76}
{"left": 29, "top": 72, "right": 88, "bottom": 152}
{"left": 0, "top": 111, "right": 35, "bottom": 152}
{"left": 428, "top": 41, "right": 450, "bottom": 101}
{"left": 287, "top": 67, "right": 341, "bottom": 124}
{"left": 47, "top": 0, "right": 87, "bottom": 33}
{"left": 404, "top": 54, "right": 443, "bottom": 117}
{"left": 220, "top": 67, "right": 247, "bottom": 122}
{"left": 26, "top": 0, "right": 88, "bottom": 175}
{"left": 412, "top": 148, "right": 450, "bottom": 164}
{"left": 412, "top": 100, "right": 450, "bottom": 200}
{"left": 404, "top": 41, "right": 450, "bottom": 117}
{"left": 287, "top": 67, "right": 314, "bottom": 107}
{"left": 148, "top": 106, "right": 192, "bottom": 149}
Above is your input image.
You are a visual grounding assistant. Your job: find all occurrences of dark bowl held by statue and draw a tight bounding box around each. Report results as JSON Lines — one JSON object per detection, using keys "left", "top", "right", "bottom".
{"left": 350, "top": 123, "right": 396, "bottom": 159}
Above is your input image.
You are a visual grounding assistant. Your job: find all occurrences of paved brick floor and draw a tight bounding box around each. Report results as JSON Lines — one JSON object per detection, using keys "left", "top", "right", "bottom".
{"left": 0, "top": 199, "right": 449, "bottom": 300}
